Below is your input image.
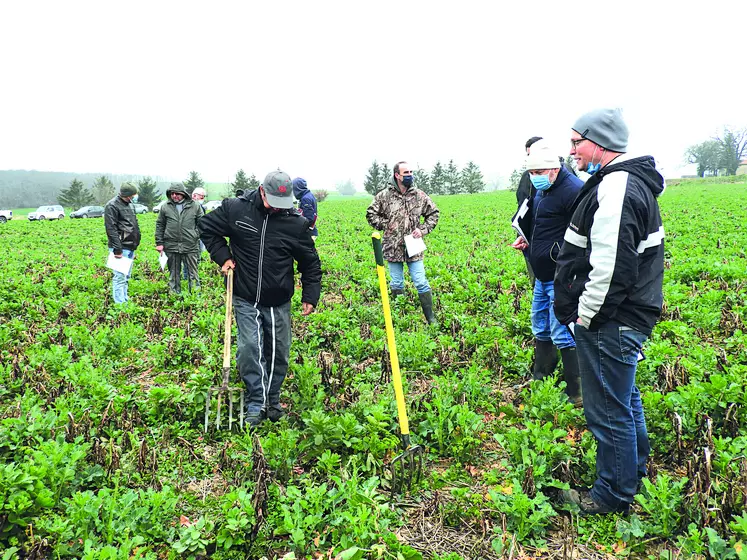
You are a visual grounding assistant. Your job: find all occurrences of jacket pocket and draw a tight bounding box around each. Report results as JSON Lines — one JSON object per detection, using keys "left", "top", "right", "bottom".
{"left": 236, "top": 220, "right": 259, "bottom": 234}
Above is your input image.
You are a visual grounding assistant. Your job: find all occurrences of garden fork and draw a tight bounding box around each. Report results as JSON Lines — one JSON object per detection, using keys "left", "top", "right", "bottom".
{"left": 204, "top": 269, "right": 245, "bottom": 432}
{"left": 371, "top": 233, "right": 425, "bottom": 495}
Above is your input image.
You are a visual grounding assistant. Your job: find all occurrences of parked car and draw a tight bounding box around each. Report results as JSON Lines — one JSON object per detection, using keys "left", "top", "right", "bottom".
{"left": 152, "top": 201, "right": 167, "bottom": 213}
{"left": 70, "top": 205, "right": 105, "bottom": 219}
{"left": 0, "top": 210, "right": 12, "bottom": 223}
{"left": 205, "top": 200, "right": 222, "bottom": 212}
{"left": 28, "top": 205, "right": 65, "bottom": 221}
{"left": 132, "top": 203, "right": 149, "bottom": 214}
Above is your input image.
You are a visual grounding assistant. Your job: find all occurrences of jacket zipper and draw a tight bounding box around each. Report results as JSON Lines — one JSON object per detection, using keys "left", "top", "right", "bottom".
{"left": 255, "top": 215, "right": 268, "bottom": 305}
{"left": 531, "top": 192, "right": 545, "bottom": 260}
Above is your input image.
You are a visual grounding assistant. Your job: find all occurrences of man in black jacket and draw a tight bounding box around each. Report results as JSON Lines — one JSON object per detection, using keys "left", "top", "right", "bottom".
{"left": 200, "top": 170, "right": 322, "bottom": 426}
{"left": 511, "top": 141, "right": 583, "bottom": 404}
{"left": 514, "top": 136, "right": 543, "bottom": 284}
{"left": 104, "top": 183, "right": 141, "bottom": 304}
{"left": 555, "top": 108, "right": 665, "bottom": 514}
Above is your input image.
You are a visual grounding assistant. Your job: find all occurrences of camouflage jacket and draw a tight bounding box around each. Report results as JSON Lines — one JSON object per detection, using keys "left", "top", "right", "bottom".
{"left": 366, "top": 180, "right": 440, "bottom": 262}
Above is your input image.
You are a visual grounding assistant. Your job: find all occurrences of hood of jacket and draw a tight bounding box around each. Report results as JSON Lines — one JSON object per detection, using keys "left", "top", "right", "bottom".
{"left": 292, "top": 177, "right": 309, "bottom": 199}
{"left": 600, "top": 155, "right": 665, "bottom": 198}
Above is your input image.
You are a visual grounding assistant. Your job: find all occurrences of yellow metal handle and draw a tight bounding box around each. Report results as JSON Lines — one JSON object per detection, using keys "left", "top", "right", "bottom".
{"left": 372, "top": 232, "right": 410, "bottom": 437}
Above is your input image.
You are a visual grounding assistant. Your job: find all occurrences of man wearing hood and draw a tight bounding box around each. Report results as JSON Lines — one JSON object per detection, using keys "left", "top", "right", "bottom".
{"left": 511, "top": 140, "right": 583, "bottom": 404}
{"left": 199, "top": 170, "right": 322, "bottom": 427}
{"left": 366, "top": 161, "right": 440, "bottom": 324}
{"left": 104, "top": 183, "right": 142, "bottom": 304}
{"left": 555, "top": 109, "right": 665, "bottom": 514}
{"left": 292, "top": 177, "right": 318, "bottom": 240}
{"left": 155, "top": 183, "right": 204, "bottom": 294}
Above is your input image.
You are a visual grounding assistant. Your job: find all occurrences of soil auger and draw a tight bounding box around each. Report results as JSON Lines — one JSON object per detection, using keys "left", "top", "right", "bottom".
{"left": 371, "top": 232, "right": 425, "bottom": 495}
{"left": 204, "top": 269, "right": 245, "bottom": 432}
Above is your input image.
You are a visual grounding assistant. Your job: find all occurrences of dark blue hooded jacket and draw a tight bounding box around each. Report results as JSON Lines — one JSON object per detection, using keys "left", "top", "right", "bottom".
{"left": 526, "top": 165, "right": 583, "bottom": 283}
{"left": 292, "top": 178, "right": 318, "bottom": 237}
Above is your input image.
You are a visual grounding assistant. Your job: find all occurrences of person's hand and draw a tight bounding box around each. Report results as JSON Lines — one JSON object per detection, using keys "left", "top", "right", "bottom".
{"left": 510, "top": 236, "right": 528, "bottom": 251}
{"left": 114, "top": 253, "right": 123, "bottom": 259}
{"left": 576, "top": 317, "right": 583, "bottom": 325}
{"left": 155, "top": 245, "right": 164, "bottom": 253}
{"left": 221, "top": 259, "right": 235, "bottom": 274}
{"left": 301, "top": 302, "right": 315, "bottom": 316}
{"left": 412, "top": 229, "right": 423, "bottom": 239}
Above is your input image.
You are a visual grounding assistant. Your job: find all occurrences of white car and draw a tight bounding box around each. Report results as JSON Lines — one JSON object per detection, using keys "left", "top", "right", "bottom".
{"left": 0, "top": 210, "right": 12, "bottom": 223}
{"left": 152, "top": 201, "right": 168, "bottom": 213}
{"left": 205, "top": 200, "right": 222, "bottom": 212}
{"left": 28, "top": 205, "right": 66, "bottom": 221}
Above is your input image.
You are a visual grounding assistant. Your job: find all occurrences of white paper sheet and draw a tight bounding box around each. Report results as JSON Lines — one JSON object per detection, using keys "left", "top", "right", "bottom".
{"left": 106, "top": 252, "right": 134, "bottom": 275}
{"left": 404, "top": 234, "right": 426, "bottom": 257}
{"left": 159, "top": 252, "right": 168, "bottom": 271}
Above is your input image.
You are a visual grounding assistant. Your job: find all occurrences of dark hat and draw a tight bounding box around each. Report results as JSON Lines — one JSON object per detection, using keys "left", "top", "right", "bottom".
{"left": 120, "top": 183, "right": 138, "bottom": 197}
{"left": 261, "top": 170, "right": 294, "bottom": 209}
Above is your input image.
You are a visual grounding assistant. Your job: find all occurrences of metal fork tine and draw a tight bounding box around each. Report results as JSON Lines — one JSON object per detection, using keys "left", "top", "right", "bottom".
{"left": 216, "top": 392, "right": 223, "bottom": 430}
{"left": 204, "top": 389, "right": 212, "bottom": 433}
{"left": 240, "top": 391, "right": 245, "bottom": 429}
{"left": 228, "top": 391, "right": 234, "bottom": 431}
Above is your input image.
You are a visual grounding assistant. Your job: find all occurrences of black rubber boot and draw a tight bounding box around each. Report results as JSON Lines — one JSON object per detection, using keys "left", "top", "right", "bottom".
{"left": 391, "top": 288, "right": 405, "bottom": 301}
{"left": 560, "top": 347, "right": 583, "bottom": 407}
{"left": 418, "top": 291, "right": 437, "bottom": 325}
{"left": 533, "top": 339, "right": 559, "bottom": 380}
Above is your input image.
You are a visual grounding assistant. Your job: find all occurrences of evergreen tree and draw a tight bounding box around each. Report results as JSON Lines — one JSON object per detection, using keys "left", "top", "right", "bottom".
{"left": 337, "top": 180, "right": 356, "bottom": 196}
{"left": 136, "top": 177, "right": 161, "bottom": 209}
{"left": 92, "top": 175, "right": 115, "bottom": 205}
{"left": 363, "top": 160, "right": 382, "bottom": 195}
{"left": 445, "top": 159, "right": 461, "bottom": 194}
{"left": 430, "top": 161, "right": 446, "bottom": 195}
{"left": 232, "top": 169, "right": 251, "bottom": 192}
{"left": 183, "top": 171, "right": 205, "bottom": 195}
{"left": 380, "top": 163, "right": 391, "bottom": 192}
{"left": 461, "top": 161, "right": 485, "bottom": 194}
{"left": 248, "top": 174, "right": 260, "bottom": 190}
{"left": 58, "top": 179, "right": 94, "bottom": 208}
{"left": 413, "top": 168, "right": 430, "bottom": 193}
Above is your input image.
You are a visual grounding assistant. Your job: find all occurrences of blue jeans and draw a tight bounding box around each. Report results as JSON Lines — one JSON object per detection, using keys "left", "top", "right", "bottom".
{"left": 531, "top": 280, "right": 575, "bottom": 349}
{"left": 234, "top": 297, "right": 292, "bottom": 417}
{"left": 110, "top": 248, "right": 134, "bottom": 304}
{"left": 388, "top": 260, "right": 431, "bottom": 294}
{"left": 575, "top": 322, "right": 650, "bottom": 510}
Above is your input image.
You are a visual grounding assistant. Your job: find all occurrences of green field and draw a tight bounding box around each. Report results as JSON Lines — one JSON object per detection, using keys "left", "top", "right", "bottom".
{"left": 1, "top": 184, "right": 746, "bottom": 559}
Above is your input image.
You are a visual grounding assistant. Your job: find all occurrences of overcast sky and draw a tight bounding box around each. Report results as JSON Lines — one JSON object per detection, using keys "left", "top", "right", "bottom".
{"left": 2, "top": 1, "right": 745, "bottom": 190}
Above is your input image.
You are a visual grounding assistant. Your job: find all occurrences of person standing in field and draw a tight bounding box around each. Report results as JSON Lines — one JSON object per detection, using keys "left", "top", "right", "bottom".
{"left": 554, "top": 108, "right": 665, "bottom": 514}
{"left": 104, "top": 183, "right": 141, "bottom": 304}
{"left": 366, "top": 161, "right": 440, "bottom": 325}
{"left": 200, "top": 170, "right": 322, "bottom": 427}
{"left": 292, "top": 177, "right": 319, "bottom": 241}
{"left": 514, "top": 136, "right": 544, "bottom": 284}
{"left": 510, "top": 140, "right": 583, "bottom": 404}
{"left": 182, "top": 186, "right": 208, "bottom": 281}
{"left": 155, "top": 183, "right": 204, "bottom": 294}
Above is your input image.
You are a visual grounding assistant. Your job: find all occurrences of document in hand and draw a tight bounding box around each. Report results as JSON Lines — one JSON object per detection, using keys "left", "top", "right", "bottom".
{"left": 404, "top": 234, "right": 426, "bottom": 257}
{"left": 511, "top": 197, "right": 531, "bottom": 245}
{"left": 159, "top": 252, "right": 168, "bottom": 271}
{"left": 106, "top": 252, "right": 134, "bottom": 276}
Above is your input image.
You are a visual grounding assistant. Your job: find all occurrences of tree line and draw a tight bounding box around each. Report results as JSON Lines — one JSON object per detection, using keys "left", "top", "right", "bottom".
{"left": 362, "top": 160, "right": 486, "bottom": 196}
{"left": 685, "top": 126, "right": 747, "bottom": 177}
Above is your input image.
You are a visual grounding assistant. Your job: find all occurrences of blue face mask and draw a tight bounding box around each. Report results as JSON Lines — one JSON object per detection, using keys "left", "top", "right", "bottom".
{"left": 401, "top": 175, "right": 414, "bottom": 188}
{"left": 529, "top": 174, "right": 552, "bottom": 191}
{"left": 586, "top": 146, "right": 602, "bottom": 175}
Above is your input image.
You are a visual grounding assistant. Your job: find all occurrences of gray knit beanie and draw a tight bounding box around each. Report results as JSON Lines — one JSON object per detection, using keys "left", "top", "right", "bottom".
{"left": 572, "top": 108, "right": 629, "bottom": 152}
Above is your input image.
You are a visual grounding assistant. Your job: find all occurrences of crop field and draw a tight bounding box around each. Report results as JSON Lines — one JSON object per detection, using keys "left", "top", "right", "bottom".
{"left": 1, "top": 183, "right": 746, "bottom": 559}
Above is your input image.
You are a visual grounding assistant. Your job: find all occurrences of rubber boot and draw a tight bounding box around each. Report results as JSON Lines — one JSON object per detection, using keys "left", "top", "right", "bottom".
{"left": 418, "top": 291, "right": 437, "bottom": 325}
{"left": 533, "top": 339, "right": 559, "bottom": 380}
{"left": 391, "top": 288, "right": 404, "bottom": 301}
{"left": 560, "top": 347, "right": 583, "bottom": 407}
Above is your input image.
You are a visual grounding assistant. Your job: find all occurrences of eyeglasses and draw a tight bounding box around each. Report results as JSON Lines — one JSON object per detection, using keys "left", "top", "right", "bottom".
{"left": 570, "top": 138, "right": 588, "bottom": 149}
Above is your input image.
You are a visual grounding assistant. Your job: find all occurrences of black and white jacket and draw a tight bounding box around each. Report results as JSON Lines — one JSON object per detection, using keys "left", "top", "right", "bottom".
{"left": 199, "top": 190, "right": 322, "bottom": 308}
{"left": 553, "top": 155, "right": 665, "bottom": 335}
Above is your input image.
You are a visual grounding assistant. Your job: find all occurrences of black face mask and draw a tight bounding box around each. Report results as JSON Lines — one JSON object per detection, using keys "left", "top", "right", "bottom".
{"left": 401, "top": 175, "right": 414, "bottom": 188}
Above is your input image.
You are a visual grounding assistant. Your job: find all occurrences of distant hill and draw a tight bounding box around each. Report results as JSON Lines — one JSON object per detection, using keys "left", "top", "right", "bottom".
{"left": 0, "top": 170, "right": 175, "bottom": 209}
